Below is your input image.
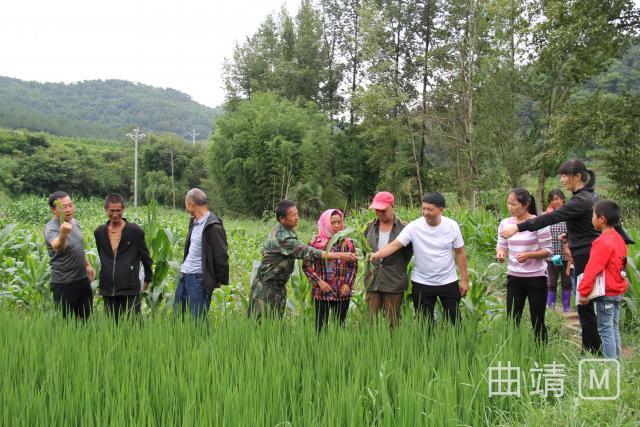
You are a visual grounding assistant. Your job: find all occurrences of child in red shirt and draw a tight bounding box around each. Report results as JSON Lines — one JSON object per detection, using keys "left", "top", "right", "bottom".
{"left": 578, "top": 200, "right": 628, "bottom": 359}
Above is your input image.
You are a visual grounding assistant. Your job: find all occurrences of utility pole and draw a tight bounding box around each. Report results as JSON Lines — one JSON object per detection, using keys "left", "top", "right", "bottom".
{"left": 126, "top": 128, "right": 146, "bottom": 208}
{"left": 189, "top": 129, "right": 199, "bottom": 145}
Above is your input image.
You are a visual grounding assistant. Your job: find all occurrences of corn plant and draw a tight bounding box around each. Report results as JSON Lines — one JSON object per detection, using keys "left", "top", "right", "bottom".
{"left": 143, "top": 199, "right": 181, "bottom": 311}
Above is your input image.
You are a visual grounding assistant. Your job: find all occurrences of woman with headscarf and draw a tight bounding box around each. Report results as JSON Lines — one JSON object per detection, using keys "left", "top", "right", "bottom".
{"left": 303, "top": 209, "right": 358, "bottom": 332}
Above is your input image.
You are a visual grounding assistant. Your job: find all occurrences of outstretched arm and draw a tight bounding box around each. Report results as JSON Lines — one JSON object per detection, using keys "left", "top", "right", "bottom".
{"left": 370, "top": 240, "right": 404, "bottom": 261}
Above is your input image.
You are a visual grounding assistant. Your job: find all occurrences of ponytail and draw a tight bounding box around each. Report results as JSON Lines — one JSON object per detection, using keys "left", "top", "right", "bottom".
{"left": 559, "top": 159, "right": 595, "bottom": 188}
{"left": 585, "top": 169, "right": 596, "bottom": 188}
{"left": 616, "top": 224, "right": 636, "bottom": 245}
{"left": 528, "top": 194, "right": 538, "bottom": 215}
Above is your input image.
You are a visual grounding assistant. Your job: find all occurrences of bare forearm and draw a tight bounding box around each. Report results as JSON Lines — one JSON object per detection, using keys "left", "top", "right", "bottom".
{"left": 324, "top": 251, "right": 353, "bottom": 261}
{"left": 376, "top": 240, "right": 403, "bottom": 258}
{"left": 528, "top": 249, "right": 551, "bottom": 260}
{"left": 51, "top": 235, "right": 68, "bottom": 251}
{"left": 456, "top": 253, "right": 468, "bottom": 282}
{"left": 453, "top": 247, "right": 468, "bottom": 281}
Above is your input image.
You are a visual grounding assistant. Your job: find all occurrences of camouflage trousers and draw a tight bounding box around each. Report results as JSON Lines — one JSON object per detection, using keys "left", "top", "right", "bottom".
{"left": 247, "top": 280, "right": 287, "bottom": 320}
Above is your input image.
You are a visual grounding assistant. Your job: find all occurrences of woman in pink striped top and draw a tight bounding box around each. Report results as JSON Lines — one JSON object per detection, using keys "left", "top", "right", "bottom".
{"left": 497, "top": 188, "right": 553, "bottom": 342}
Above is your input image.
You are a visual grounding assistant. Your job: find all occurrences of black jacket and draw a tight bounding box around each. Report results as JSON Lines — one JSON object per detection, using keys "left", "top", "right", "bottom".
{"left": 517, "top": 187, "right": 634, "bottom": 256}
{"left": 94, "top": 220, "right": 153, "bottom": 296}
{"left": 183, "top": 212, "right": 229, "bottom": 293}
{"left": 517, "top": 188, "right": 599, "bottom": 257}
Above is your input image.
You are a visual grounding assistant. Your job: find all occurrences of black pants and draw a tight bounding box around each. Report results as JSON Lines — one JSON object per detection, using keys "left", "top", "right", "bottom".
{"left": 506, "top": 275, "right": 547, "bottom": 342}
{"left": 546, "top": 260, "right": 572, "bottom": 291}
{"left": 314, "top": 299, "right": 349, "bottom": 332}
{"left": 411, "top": 281, "right": 461, "bottom": 325}
{"left": 103, "top": 295, "right": 141, "bottom": 321}
{"left": 51, "top": 278, "right": 93, "bottom": 320}
{"left": 574, "top": 254, "right": 602, "bottom": 354}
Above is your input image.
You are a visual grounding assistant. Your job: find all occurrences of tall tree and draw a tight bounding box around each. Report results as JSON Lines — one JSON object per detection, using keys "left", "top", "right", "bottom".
{"left": 529, "top": 0, "right": 638, "bottom": 202}
{"left": 209, "top": 93, "right": 335, "bottom": 216}
{"left": 475, "top": 0, "right": 533, "bottom": 188}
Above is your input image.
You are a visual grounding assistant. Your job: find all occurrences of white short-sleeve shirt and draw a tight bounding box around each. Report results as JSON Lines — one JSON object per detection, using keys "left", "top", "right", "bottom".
{"left": 396, "top": 216, "right": 464, "bottom": 286}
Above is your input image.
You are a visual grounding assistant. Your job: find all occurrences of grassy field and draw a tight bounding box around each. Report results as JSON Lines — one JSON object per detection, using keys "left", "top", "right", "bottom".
{"left": 1, "top": 197, "right": 639, "bottom": 425}
{"left": 1, "top": 310, "right": 639, "bottom": 426}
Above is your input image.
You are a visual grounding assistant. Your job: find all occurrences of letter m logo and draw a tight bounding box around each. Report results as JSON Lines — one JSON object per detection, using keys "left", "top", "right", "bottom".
{"left": 579, "top": 359, "right": 620, "bottom": 400}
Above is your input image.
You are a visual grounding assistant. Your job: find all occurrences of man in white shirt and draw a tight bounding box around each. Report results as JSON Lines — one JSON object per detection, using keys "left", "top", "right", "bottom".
{"left": 371, "top": 192, "right": 468, "bottom": 325}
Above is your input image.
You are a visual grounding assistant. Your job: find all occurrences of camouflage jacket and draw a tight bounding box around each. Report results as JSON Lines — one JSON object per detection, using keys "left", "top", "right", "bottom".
{"left": 255, "top": 223, "right": 323, "bottom": 289}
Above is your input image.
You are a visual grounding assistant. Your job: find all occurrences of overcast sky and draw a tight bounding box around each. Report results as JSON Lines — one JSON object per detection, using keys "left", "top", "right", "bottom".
{"left": 0, "top": 0, "right": 297, "bottom": 108}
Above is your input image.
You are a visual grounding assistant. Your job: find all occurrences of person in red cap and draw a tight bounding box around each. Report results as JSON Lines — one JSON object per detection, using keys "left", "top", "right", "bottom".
{"left": 363, "top": 191, "right": 412, "bottom": 329}
{"left": 371, "top": 192, "right": 469, "bottom": 326}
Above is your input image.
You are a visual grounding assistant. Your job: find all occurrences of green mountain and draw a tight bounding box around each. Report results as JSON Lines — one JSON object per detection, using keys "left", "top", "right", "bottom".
{"left": 0, "top": 77, "right": 222, "bottom": 140}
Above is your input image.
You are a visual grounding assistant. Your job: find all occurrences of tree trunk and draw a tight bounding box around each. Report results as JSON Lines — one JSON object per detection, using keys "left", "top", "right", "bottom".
{"left": 420, "top": 0, "right": 433, "bottom": 170}
{"left": 461, "top": 0, "right": 478, "bottom": 208}
{"left": 170, "top": 152, "right": 176, "bottom": 210}
{"left": 537, "top": 59, "right": 569, "bottom": 206}
{"left": 349, "top": 0, "right": 359, "bottom": 132}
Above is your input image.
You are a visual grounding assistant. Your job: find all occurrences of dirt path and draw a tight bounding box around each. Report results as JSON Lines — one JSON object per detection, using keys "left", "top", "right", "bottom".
{"left": 557, "top": 307, "right": 634, "bottom": 359}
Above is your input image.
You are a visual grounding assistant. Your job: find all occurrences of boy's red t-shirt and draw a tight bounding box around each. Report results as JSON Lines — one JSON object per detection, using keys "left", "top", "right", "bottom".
{"left": 578, "top": 229, "right": 628, "bottom": 297}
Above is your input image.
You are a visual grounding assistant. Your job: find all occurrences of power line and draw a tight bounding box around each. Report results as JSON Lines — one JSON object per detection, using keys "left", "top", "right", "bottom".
{"left": 126, "top": 128, "right": 146, "bottom": 208}
{"left": 188, "top": 128, "right": 199, "bottom": 145}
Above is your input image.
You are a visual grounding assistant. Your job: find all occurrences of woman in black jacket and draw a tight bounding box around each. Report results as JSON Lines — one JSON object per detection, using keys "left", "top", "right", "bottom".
{"left": 500, "top": 159, "right": 633, "bottom": 353}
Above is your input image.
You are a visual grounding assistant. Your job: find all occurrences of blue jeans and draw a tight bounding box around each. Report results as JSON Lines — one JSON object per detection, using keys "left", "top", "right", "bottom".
{"left": 174, "top": 273, "right": 211, "bottom": 318}
{"left": 594, "top": 295, "right": 622, "bottom": 359}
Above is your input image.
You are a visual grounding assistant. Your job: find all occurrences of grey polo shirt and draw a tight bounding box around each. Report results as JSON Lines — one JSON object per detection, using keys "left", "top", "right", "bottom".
{"left": 43, "top": 218, "right": 88, "bottom": 284}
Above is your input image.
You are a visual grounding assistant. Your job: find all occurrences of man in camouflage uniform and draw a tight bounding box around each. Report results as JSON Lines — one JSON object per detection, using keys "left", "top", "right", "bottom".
{"left": 248, "top": 200, "right": 357, "bottom": 320}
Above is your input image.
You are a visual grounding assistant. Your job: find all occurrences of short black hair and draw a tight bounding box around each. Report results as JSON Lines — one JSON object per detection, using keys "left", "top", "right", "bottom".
{"left": 275, "top": 199, "right": 296, "bottom": 221}
{"left": 104, "top": 193, "right": 126, "bottom": 209}
{"left": 48, "top": 191, "right": 69, "bottom": 208}
{"left": 547, "top": 189, "right": 565, "bottom": 203}
{"left": 594, "top": 200, "right": 621, "bottom": 227}
{"left": 421, "top": 192, "right": 446, "bottom": 208}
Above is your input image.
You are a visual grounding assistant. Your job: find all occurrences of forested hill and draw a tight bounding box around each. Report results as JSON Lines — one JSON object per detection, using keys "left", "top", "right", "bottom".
{"left": 0, "top": 77, "right": 222, "bottom": 140}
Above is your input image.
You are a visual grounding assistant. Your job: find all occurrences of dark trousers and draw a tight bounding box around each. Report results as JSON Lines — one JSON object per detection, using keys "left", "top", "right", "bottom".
{"left": 574, "top": 254, "right": 602, "bottom": 354}
{"left": 103, "top": 295, "right": 141, "bottom": 320}
{"left": 546, "top": 260, "right": 572, "bottom": 291}
{"left": 51, "top": 278, "right": 93, "bottom": 320}
{"left": 411, "top": 281, "right": 461, "bottom": 325}
{"left": 506, "top": 275, "right": 547, "bottom": 342}
{"left": 314, "top": 299, "right": 349, "bottom": 332}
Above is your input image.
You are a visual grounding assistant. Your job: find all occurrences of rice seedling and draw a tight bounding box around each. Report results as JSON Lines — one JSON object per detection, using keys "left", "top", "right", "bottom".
{"left": 1, "top": 197, "right": 639, "bottom": 425}
{"left": 3, "top": 310, "right": 634, "bottom": 426}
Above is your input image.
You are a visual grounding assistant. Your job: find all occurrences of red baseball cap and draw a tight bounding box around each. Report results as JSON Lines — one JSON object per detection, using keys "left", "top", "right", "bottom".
{"left": 368, "top": 191, "right": 395, "bottom": 210}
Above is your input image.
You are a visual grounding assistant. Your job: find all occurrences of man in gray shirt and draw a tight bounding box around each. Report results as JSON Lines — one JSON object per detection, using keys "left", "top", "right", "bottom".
{"left": 43, "top": 191, "right": 95, "bottom": 319}
{"left": 174, "top": 188, "right": 229, "bottom": 319}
